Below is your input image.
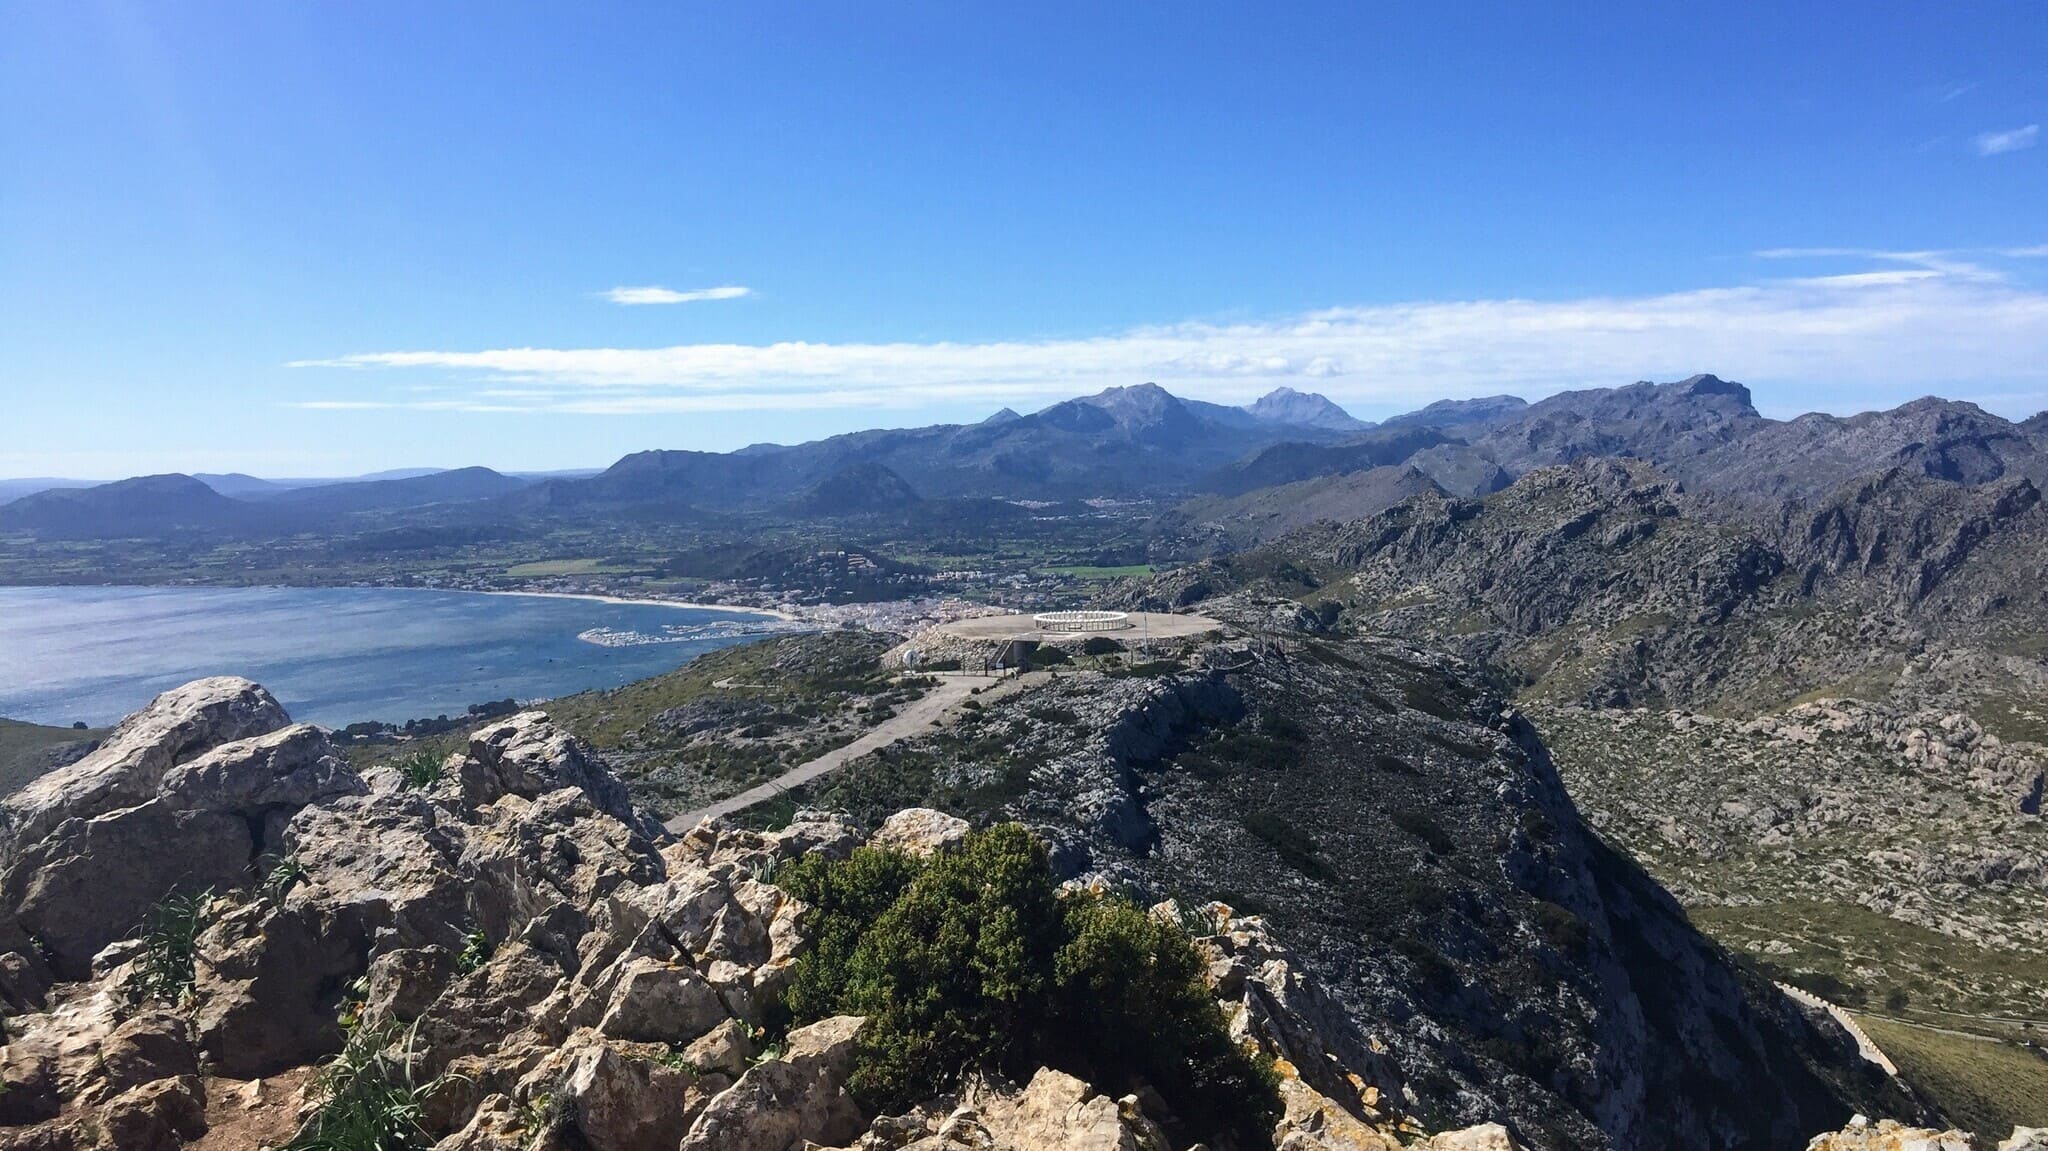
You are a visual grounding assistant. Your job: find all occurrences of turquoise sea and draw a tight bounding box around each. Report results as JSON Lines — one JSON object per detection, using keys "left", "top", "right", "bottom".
{"left": 0, "top": 585, "right": 792, "bottom": 728}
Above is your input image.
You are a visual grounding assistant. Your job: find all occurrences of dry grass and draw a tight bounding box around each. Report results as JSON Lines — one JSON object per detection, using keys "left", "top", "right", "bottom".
{"left": 1857, "top": 1014, "right": 2048, "bottom": 1137}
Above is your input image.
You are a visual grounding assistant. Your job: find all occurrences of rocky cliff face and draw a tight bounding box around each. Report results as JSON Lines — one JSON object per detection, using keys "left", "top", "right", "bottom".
{"left": 1131, "top": 457, "right": 2048, "bottom": 716}
{"left": 789, "top": 619, "right": 1918, "bottom": 1150}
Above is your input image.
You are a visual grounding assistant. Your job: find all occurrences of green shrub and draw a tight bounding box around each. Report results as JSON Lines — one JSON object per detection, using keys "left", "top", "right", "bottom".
{"left": 125, "top": 889, "right": 212, "bottom": 1006}
{"left": 776, "top": 824, "right": 1280, "bottom": 1148}
{"left": 773, "top": 844, "right": 926, "bottom": 1027}
{"left": 1080, "top": 636, "right": 1124, "bottom": 656}
{"left": 1051, "top": 896, "right": 1280, "bottom": 1147}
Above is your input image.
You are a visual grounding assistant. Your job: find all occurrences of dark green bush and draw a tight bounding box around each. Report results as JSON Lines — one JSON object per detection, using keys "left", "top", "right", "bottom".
{"left": 1391, "top": 808, "right": 1457, "bottom": 856}
{"left": 1052, "top": 896, "right": 1280, "bottom": 1147}
{"left": 1080, "top": 636, "right": 1123, "bottom": 656}
{"left": 774, "top": 844, "right": 927, "bottom": 1027}
{"left": 1240, "top": 809, "right": 1338, "bottom": 882}
{"left": 1531, "top": 900, "right": 1590, "bottom": 956}
{"left": 776, "top": 824, "right": 1279, "bottom": 1148}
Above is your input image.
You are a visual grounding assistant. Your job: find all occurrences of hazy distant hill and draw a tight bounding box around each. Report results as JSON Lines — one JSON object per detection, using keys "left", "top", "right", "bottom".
{"left": 264, "top": 466, "right": 532, "bottom": 515}
{"left": 1198, "top": 426, "right": 1452, "bottom": 496}
{"left": 193, "top": 472, "right": 292, "bottom": 498}
{"left": 195, "top": 467, "right": 451, "bottom": 497}
{"left": 0, "top": 468, "right": 530, "bottom": 540}
{"left": 0, "top": 478, "right": 97, "bottom": 506}
{"left": 793, "top": 462, "right": 922, "bottom": 515}
{"left": 0, "top": 474, "right": 262, "bottom": 538}
{"left": 1164, "top": 463, "right": 1446, "bottom": 550}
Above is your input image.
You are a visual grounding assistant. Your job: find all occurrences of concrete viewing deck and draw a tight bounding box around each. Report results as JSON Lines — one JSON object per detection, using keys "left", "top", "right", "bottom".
{"left": 931, "top": 610, "right": 1223, "bottom": 643}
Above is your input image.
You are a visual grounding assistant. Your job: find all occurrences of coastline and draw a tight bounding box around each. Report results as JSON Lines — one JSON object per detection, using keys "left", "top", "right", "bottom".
{"left": 0, "top": 580, "right": 799, "bottom": 622}
{"left": 0, "top": 583, "right": 808, "bottom": 728}
{"left": 470, "top": 587, "right": 799, "bottom": 622}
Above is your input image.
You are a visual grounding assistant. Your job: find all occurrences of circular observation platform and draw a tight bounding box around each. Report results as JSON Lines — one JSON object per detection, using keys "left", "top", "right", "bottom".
{"left": 1031, "top": 610, "right": 1133, "bottom": 633}
{"left": 932, "top": 611, "right": 1223, "bottom": 643}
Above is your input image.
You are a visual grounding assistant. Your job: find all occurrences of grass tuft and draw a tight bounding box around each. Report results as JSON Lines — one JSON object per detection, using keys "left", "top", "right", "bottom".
{"left": 393, "top": 751, "right": 444, "bottom": 790}
{"left": 284, "top": 1018, "right": 450, "bottom": 1151}
{"left": 125, "top": 888, "right": 212, "bottom": 1007}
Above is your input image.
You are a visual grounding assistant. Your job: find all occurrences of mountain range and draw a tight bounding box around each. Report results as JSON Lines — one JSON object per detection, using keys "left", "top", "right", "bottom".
{"left": 4, "top": 377, "right": 2046, "bottom": 544}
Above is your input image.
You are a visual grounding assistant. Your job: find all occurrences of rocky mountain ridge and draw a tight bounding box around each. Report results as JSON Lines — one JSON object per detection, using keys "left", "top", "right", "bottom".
{"left": 1134, "top": 456, "right": 2048, "bottom": 716}
{"left": 0, "top": 666, "right": 1957, "bottom": 1151}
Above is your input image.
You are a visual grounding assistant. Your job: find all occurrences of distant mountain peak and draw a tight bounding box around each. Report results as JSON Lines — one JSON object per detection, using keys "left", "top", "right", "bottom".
{"left": 1056, "top": 381, "right": 1198, "bottom": 431}
{"left": 982, "top": 407, "right": 1022, "bottom": 425}
{"left": 1081, "top": 381, "right": 1178, "bottom": 411}
{"left": 1244, "top": 387, "right": 1370, "bottom": 431}
{"left": 1675, "top": 373, "right": 1751, "bottom": 403}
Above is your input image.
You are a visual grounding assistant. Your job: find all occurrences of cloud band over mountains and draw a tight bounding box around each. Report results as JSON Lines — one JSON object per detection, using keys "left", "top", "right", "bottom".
{"left": 292, "top": 254, "right": 2048, "bottom": 418}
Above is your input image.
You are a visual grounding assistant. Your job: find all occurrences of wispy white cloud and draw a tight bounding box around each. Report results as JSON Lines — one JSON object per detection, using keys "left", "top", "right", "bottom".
{"left": 289, "top": 258, "right": 2048, "bottom": 418}
{"left": 599, "top": 285, "right": 752, "bottom": 306}
{"left": 1975, "top": 125, "right": 2039, "bottom": 155}
{"left": 1751, "top": 247, "right": 2007, "bottom": 281}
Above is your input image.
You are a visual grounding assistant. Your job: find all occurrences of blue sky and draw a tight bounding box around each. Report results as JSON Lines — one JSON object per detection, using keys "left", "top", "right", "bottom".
{"left": 3, "top": 3, "right": 2045, "bottom": 477}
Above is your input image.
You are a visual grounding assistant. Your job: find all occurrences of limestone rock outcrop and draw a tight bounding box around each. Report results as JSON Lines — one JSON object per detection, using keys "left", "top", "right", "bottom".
{"left": 1803, "top": 1116, "right": 1973, "bottom": 1151}
{"left": 870, "top": 806, "right": 970, "bottom": 856}
{"left": 0, "top": 677, "right": 358, "bottom": 982}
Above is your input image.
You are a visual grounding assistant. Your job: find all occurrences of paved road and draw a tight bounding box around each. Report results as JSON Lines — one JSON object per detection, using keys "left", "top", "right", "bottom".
{"left": 663, "top": 672, "right": 1039, "bottom": 832}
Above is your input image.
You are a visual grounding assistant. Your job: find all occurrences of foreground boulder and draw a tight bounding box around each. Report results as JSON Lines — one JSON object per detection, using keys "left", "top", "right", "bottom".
{"left": 1804, "top": 1116, "right": 1973, "bottom": 1150}
{"left": 0, "top": 678, "right": 358, "bottom": 981}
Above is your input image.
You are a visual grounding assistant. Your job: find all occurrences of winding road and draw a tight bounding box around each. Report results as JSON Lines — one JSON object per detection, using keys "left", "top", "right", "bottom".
{"left": 663, "top": 671, "right": 1044, "bottom": 832}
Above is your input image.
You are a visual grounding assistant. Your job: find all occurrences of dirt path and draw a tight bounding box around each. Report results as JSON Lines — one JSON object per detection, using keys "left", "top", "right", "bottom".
{"left": 664, "top": 671, "right": 1044, "bottom": 832}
